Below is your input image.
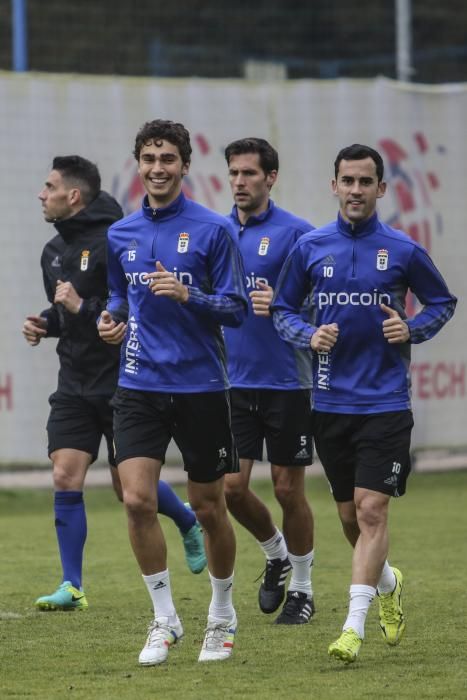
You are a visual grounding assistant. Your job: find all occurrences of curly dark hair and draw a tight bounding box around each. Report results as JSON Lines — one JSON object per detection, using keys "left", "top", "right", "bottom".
{"left": 52, "top": 155, "right": 101, "bottom": 205}
{"left": 334, "top": 144, "right": 384, "bottom": 182}
{"left": 224, "top": 137, "right": 279, "bottom": 174}
{"left": 133, "top": 120, "right": 192, "bottom": 164}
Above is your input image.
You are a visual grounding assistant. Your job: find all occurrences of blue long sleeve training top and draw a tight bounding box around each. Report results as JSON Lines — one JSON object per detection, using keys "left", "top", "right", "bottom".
{"left": 271, "top": 212, "right": 457, "bottom": 413}
{"left": 224, "top": 200, "right": 315, "bottom": 389}
{"left": 106, "top": 192, "right": 248, "bottom": 392}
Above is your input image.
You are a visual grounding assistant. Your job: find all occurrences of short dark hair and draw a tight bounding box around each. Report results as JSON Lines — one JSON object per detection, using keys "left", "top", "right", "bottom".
{"left": 334, "top": 144, "right": 384, "bottom": 182}
{"left": 52, "top": 155, "right": 101, "bottom": 205}
{"left": 225, "top": 138, "right": 279, "bottom": 174}
{"left": 133, "top": 119, "right": 192, "bottom": 164}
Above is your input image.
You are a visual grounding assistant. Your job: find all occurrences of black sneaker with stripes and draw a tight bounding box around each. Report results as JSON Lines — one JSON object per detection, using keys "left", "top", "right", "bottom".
{"left": 274, "top": 591, "right": 315, "bottom": 624}
{"left": 258, "top": 557, "right": 292, "bottom": 613}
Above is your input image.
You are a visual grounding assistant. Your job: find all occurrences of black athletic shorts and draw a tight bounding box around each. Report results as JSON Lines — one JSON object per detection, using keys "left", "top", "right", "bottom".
{"left": 312, "top": 410, "right": 414, "bottom": 501}
{"left": 111, "top": 387, "right": 239, "bottom": 483}
{"left": 230, "top": 388, "right": 313, "bottom": 467}
{"left": 47, "top": 391, "right": 115, "bottom": 465}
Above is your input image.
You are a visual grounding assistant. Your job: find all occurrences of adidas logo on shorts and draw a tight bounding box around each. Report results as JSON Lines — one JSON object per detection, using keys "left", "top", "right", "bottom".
{"left": 294, "top": 447, "right": 310, "bottom": 459}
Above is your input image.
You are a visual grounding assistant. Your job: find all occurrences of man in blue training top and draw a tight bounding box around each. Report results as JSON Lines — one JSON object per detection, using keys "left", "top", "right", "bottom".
{"left": 223, "top": 138, "right": 316, "bottom": 625}
{"left": 98, "top": 120, "right": 248, "bottom": 665}
{"left": 272, "top": 143, "right": 457, "bottom": 663}
{"left": 23, "top": 156, "right": 207, "bottom": 613}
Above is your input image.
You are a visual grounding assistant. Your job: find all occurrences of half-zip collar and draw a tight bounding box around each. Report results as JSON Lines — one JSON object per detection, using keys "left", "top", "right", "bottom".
{"left": 142, "top": 191, "right": 186, "bottom": 222}
{"left": 230, "top": 199, "right": 275, "bottom": 229}
{"left": 337, "top": 211, "right": 379, "bottom": 238}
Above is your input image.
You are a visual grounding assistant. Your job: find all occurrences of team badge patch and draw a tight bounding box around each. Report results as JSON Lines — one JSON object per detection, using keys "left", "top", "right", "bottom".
{"left": 258, "top": 236, "right": 270, "bottom": 256}
{"left": 177, "top": 232, "right": 190, "bottom": 253}
{"left": 376, "top": 248, "right": 388, "bottom": 270}
{"left": 80, "top": 250, "right": 90, "bottom": 271}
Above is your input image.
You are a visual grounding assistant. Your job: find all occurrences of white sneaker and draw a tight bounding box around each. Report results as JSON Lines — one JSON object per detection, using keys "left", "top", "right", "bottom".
{"left": 198, "top": 614, "right": 237, "bottom": 662}
{"left": 138, "top": 616, "right": 183, "bottom": 665}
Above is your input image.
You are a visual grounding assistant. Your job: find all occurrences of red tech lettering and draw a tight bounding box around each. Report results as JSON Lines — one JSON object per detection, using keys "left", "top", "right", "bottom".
{"left": 411, "top": 362, "right": 465, "bottom": 399}
{"left": 0, "top": 373, "right": 13, "bottom": 410}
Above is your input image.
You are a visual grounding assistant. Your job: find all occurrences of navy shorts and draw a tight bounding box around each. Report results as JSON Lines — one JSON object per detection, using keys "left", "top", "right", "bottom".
{"left": 47, "top": 391, "right": 115, "bottom": 465}
{"left": 230, "top": 388, "right": 313, "bottom": 467}
{"left": 111, "top": 387, "right": 239, "bottom": 483}
{"left": 312, "top": 410, "right": 414, "bottom": 501}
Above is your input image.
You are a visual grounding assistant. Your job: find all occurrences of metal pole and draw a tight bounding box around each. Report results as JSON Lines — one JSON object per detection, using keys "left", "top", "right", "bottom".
{"left": 395, "top": 0, "right": 412, "bottom": 81}
{"left": 12, "top": 0, "right": 28, "bottom": 71}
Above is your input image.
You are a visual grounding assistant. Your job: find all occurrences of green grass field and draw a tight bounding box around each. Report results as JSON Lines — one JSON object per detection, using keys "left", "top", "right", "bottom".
{"left": 1, "top": 471, "right": 466, "bottom": 699}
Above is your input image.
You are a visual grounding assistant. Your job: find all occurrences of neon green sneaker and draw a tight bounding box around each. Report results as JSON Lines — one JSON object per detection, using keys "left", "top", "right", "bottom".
{"left": 378, "top": 567, "right": 405, "bottom": 646}
{"left": 35, "top": 581, "right": 88, "bottom": 611}
{"left": 182, "top": 503, "right": 207, "bottom": 575}
{"left": 328, "top": 628, "right": 362, "bottom": 664}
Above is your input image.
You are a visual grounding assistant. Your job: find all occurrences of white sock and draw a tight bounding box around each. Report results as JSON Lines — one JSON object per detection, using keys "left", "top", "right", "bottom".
{"left": 343, "top": 584, "right": 376, "bottom": 639}
{"left": 142, "top": 569, "right": 177, "bottom": 620}
{"left": 258, "top": 528, "right": 288, "bottom": 561}
{"left": 377, "top": 561, "right": 396, "bottom": 594}
{"left": 208, "top": 571, "right": 235, "bottom": 623}
{"left": 288, "top": 550, "right": 314, "bottom": 597}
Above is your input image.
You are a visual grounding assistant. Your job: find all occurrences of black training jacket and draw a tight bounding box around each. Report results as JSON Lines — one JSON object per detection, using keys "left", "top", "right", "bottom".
{"left": 39, "top": 191, "right": 125, "bottom": 396}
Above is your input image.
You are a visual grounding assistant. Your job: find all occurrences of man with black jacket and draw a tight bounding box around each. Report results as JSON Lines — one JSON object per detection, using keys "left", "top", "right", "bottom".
{"left": 23, "top": 155, "right": 206, "bottom": 611}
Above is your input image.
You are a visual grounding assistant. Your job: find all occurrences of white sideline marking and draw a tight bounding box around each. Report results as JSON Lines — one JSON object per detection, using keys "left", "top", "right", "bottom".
{"left": 0, "top": 611, "right": 23, "bottom": 619}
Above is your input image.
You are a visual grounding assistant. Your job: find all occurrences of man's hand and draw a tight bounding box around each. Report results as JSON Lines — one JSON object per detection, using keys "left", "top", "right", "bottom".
{"left": 54, "top": 280, "right": 83, "bottom": 314}
{"left": 146, "top": 261, "right": 189, "bottom": 303}
{"left": 250, "top": 281, "right": 273, "bottom": 317}
{"left": 380, "top": 303, "right": 410, "bottom": 344}
{"left": 22, "top": 315, "right": 48, "bottom": 346}
{"left": 310, "top": 323, "right": 339, "bottom": 352}
{"left": 98, "top": 310, "right": 127, "bottom": 345}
